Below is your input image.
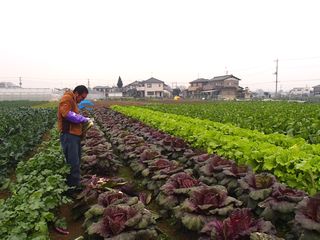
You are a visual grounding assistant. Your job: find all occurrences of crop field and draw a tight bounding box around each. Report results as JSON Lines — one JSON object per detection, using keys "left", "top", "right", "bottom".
{"left": 0, "top": 100, "right": 319, "bottom": 240}
{"left": 142, "top": 101, "right": 320, "bottom": 144}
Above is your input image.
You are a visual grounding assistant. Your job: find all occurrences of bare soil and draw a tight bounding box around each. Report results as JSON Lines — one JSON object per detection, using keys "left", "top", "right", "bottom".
{"left": 49, "top": 203, "right": 85, "bottom": 240}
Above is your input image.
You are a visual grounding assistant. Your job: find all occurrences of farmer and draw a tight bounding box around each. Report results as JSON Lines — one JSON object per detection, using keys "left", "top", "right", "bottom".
{"left": 58, "top": 85, "right": 92, "bottom": 190}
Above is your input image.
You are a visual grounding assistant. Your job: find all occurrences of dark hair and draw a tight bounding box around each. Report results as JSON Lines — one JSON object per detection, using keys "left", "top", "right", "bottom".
{"left": 73, "top": 85, "right": 89, "bottom": 95}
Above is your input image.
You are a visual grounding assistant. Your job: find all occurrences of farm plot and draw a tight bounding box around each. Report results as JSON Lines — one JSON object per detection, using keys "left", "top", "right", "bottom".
{"left": 112, "top": 105, "right": 320, "bottom": 195}
{"left": 77, "top": 106, "right": 319, "bottom": 240}
{"left": 0, "top": 129, "right": 69, "bottom": 240}
{"left": 3, "top": 102, "right": 319, "bottom": 240}
{"left": 142, "top": 101, "right": 320, "bottom": 144}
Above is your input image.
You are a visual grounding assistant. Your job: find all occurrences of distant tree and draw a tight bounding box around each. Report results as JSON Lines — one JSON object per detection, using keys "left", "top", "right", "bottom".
{"left": 127, "top": 88, "right": 139, "bottom": 98}
{"left": 117, "top": 76, "right": 123, "bottom": 88}
{"left": 172, "top": 88, "right": 181, "bottom": 96}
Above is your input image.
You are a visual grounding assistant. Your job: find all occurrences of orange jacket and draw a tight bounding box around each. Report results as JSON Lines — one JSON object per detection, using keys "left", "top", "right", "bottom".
{"left": 57, "top": 91, "right": 83, "bottom": 136}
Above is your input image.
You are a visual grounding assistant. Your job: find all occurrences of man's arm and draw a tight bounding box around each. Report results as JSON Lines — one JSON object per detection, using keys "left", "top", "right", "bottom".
{"left": 59, "top": 99, "right": 89, "bottom": 123}
{"left": 65, "top": 111, "right": 89, "bottom": 123}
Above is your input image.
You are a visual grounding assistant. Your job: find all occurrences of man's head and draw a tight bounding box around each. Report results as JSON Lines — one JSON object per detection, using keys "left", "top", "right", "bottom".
{"left": 73, "top": 85, "right": 89, "bottom": 103}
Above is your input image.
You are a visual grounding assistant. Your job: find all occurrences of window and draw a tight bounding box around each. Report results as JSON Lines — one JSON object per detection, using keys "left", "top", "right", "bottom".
{"left": 147, "top": 83, "right": 152, "bottom": 88}
{"left": 147, "top": 91, "right": 154, "bottom": 95}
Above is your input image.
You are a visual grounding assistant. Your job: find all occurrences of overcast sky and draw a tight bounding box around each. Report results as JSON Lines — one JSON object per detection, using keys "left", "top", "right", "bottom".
{"left": 1, "top": 0, "right": 320, "bottom": 91}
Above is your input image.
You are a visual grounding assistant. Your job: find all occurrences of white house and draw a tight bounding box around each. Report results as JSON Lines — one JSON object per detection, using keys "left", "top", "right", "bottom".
{"left": 312, "top": 85, "right": 320, "bottom": 96}
{"left": 289, "top": 87, "right": 311, "bottom": 96}
{"left": 136, "top": 77, "right": 165, "bottom": 98}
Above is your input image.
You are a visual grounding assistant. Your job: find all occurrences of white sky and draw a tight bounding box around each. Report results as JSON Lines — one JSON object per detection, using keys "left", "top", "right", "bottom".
{"left": 1, "top": 0, "right": 320, "bottom": 91}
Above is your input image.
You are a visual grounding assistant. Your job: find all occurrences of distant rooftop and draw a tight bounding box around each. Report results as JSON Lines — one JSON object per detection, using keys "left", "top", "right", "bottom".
{"left": 189, "top": 78, "right": 210, "bottom": 83}
{"left": 0, "top": 81, "right": 20, "bottom": 88}
{"left": 211, "top": 74, "right": 241, "bottom": 81}
{"left": 143, "top": 77, "right": 164, "bottom": 83}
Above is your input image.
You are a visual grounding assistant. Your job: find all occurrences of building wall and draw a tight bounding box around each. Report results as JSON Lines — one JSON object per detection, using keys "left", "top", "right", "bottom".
{"left": 224, "top": 79, "right": 239, "bottom": 87}
{"left": 136, "top": 83, "right": 164, "bottom": 97}
{"left": 0, "top": 88, "right": 105, "bottom": 101}
{"left": 220, "top": 88, "right": 237, "bottom": 100}
{"left": 191, "top": 82, "right": 207, "bottom": 87}
{"left": 0, "top": 88, "right": 52, "bottom": 101}
{"left": 108, "top": 92, "right": 123, "bottom": 98}
{"left": 314, "top": 87, "right": 320, "bottom": 95}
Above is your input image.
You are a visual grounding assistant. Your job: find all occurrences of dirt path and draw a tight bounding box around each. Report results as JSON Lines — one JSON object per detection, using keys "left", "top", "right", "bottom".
{"left": 49, "top": 203, "right": 85, "bottom": 240}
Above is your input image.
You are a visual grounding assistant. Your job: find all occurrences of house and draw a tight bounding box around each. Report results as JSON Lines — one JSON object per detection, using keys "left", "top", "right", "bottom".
{"left": 93, "top": 86, "right": 111, "bottom": 98}
{"left": 187, "top": 78, "right": 210, "bottom": 98}
{"left": 187, "top": 75, "right": 242, "bottom": 100}
{"left": 107, "top": 87, "right": 124, "bottom": 98}
{"left": 312, "top": 85, "right": 320, "bottom": 96}
{"left": 289, "top": 87, "right": 311, "bottom": 96}
{"left": 87, "top": 89, "right": 106, "bottom": 100}
{"left": 93, "top": 86, "right": 110, "bottom": 93}
{"left": 124, "top": 81, "right": 141, "bottom": 90}
{"left": 134, "top": 77, "right": 165, "bottom": 98}
{"left": 237, "top": 87, "right": 252, "bottom": 99}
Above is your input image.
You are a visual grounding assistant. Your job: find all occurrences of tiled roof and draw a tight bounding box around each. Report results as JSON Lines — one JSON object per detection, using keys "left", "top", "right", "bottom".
{"left": 143, "top": 77, "right": 164, "bottom": 83}
{"left": 189, "top": 78, "right": 210, "bottom": 83}
{"left": 211, "top": 75, "right": 241, "bottom": 81}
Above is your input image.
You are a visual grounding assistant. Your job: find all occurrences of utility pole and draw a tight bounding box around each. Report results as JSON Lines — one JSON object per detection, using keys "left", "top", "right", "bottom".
{"left": 19, "top": 77, "right": 22, "bottom": 88}
{"left": 274, "top": 59, "right": 279, "bottom": 97}
{"left": 87, "top": 79, "right": 90, "bottom": 89}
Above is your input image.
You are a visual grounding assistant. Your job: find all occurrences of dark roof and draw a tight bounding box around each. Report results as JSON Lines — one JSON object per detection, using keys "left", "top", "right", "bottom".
{"left": 143, "top": 77, "right": 164, "bottom": 83}
{"left": 125, "top": 81, "right": 142, "bottom": 87}
{"left": 313, "top": 85, "right": 320, "bottom": 88}
{"left": 211, "top": 75, "right": 241, "bottom": 81}
{"left": 189, "top": 78, "right": 210, "bottom": 83}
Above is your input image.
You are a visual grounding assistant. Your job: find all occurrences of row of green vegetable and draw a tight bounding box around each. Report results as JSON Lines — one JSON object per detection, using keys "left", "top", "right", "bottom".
{"left": 0, "top": 129, "right": 69, "bottom": 240}
{"left": 0, "top": 107, "right": 56, "bottom": 185}
{"left": 112, "top": 106, "right": 320, "bottom": 195}
{"left": 0, "top": 100, "right": 48, "bottom": 108}
{"left": 142, "top": 101, "right": 320, "bottom": 144}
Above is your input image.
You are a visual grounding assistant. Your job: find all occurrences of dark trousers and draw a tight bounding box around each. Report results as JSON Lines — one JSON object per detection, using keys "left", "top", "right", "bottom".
{"left": 60, "top": 133, "right": 81, "bottom": 187}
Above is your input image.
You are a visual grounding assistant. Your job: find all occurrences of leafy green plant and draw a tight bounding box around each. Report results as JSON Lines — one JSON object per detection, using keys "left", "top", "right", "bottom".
{"left": 0, "top": 129, "right": 69, "bottom": 240}
{"left": 112, "top": 105, "right": 320, "bottom": 194}
{"left": 142, "top": 102, "right": 320, "bottom": 144}
{"left": 0, "top": 107, "right": 56, "bottom": 185}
